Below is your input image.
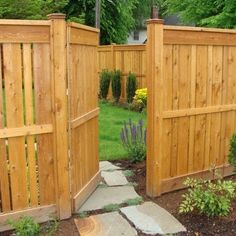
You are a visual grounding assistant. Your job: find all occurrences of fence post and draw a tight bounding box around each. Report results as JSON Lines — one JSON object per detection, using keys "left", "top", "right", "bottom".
{"left": 146, "top": 17, "right": 164, "bottom": 197}
{"left": 48, "top": 13, "right": 71, "bottom": 219}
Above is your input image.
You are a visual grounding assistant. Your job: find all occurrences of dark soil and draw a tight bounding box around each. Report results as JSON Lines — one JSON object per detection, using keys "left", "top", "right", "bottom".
{"left": 112, "top": 159, "right": 236, "bottom": 236}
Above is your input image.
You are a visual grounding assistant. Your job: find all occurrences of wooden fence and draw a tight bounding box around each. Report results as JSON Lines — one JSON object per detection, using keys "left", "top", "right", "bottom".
{"left": 98, "top": 44, "right": 146, "bottom": 101}
{"left": 146, "top": 19, "right": 236, "bottom": 197}
{"left": 0, "top": 14, "right": 100, "bottom": 231}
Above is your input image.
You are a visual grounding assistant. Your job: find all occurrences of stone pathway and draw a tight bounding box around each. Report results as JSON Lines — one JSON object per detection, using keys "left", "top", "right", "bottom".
{"left": 75, "top": 161, "right": 186, "bottom": 236}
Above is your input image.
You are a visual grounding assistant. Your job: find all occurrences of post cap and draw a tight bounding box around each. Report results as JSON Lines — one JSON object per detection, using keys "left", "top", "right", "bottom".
{"left": 146, "top": 19, "right": 164, "bottom": 25}
{"left": 47, "top": 13, "right": 66, "bottom": 20}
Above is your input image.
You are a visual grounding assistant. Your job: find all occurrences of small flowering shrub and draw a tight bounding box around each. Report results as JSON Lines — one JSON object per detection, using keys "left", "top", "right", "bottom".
{"left": 179, "top": 177, "right": 236, "bottom": 217}
{"left": 132, "top": 88, "right": 147, "bottom": 112}
{"left": 120, "top": 119, "right": 146, "bottom": 162}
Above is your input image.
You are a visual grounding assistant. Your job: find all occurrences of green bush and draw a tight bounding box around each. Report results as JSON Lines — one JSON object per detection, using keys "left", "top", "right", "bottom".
{"left": 126, "top": 73, "right": 137, "bottom": 103}
{"left": 228, "top": 133, "right": 236, "bottom": 172}
{"left": 131, "top": 88, "right": 147, "bottom": 112}
{"left": 120, "top": 119, "right": 146, "bottom": 162}
{"left": 8, "top": 217, "right": 40, "bottom": 236}
{"left": 111, "top": 70, "right": 122, "bottom": 103}
{"left": 100, "top": 69, "right": 111, "bottom": 100}
{"left": 179, "top": 177, "right": 236, "bottom": 217}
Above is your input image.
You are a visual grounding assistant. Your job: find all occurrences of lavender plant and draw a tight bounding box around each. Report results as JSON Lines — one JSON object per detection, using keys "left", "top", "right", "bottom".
{"left": 120, "top": 119, "right": 146, "bottom": 162}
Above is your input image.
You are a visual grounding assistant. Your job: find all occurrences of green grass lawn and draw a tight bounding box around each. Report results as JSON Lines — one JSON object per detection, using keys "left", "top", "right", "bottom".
{"left": 99, "top": 102, "right": 146, "bottom": 161}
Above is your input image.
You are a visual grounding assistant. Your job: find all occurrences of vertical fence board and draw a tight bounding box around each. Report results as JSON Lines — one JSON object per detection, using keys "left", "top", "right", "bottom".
{"left": 23, "top": 44, "right": 38, "bottom": 207}
{"left": 0, "top": 46, "right": 11, "bottom": 212}
{"left": 3, "top": 44, "right": 28, "bottom": 210}
{"left": 33, "top": 44, "right": 55, "bottom": 205}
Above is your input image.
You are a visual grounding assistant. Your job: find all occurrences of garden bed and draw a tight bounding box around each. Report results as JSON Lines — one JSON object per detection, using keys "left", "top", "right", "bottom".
{"left": 112, "top": 160, "right": 236, "bottom": 236}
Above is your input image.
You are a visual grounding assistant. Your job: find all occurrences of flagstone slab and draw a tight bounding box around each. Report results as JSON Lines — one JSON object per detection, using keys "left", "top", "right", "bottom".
{"left": 78, "top": 186, "right": 140, "bottom": 212}
{"left": 101, "top": 170, "right": 128, "bottom": 186}
{"left": 120, "top": 202, "right": 186, "bottom": 235}
{"left": 74, "top": 212, "right": 137, "bottom": 236}
{"left": 99, "top": 161, "right": 121, "bottom": 171}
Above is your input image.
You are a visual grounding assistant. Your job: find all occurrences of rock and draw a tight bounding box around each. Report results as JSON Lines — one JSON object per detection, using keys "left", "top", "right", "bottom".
{"left": 78, "top": 186, "right": 140, "bottom": 212}
{"left": 120, "top": 201, "right": 186, "bottom": 235}
{"left": 101, "top": 170, "right": 128, "bottom": 186}
{"left": 99, "top": 161, "right": 121, "bottom": 171}
{"left": 74, "top": 212, "right": 137, "bottom": 236}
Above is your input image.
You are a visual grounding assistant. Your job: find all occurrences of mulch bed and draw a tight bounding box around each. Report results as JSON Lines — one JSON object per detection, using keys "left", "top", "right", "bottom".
{"left": 111, "top": 159, "right": 236, "bottom": 236}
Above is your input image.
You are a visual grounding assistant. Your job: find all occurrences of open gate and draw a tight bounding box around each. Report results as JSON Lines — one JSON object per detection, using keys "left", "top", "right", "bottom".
{"left": 67, "top": 22, "right": 101, "bottom": 211}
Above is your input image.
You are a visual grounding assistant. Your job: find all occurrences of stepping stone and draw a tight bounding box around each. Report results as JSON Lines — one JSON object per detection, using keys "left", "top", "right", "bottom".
{"left": 99, "top": 161, "right": 121, "bottom": 171}
{"left": 120, "top": 202, "right": 186, "bottom": 235}
{"left": 78, "top": 186, "right": 140, "bottom": 212}
{"left": 101, "top": 170, "right": 128, "bottom": 186}
{"left": 74, "top": 212, "right": 137, "bottom": 236}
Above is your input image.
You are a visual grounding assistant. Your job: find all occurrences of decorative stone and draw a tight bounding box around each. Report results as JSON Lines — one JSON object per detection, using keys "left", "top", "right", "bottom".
{"left": 101, "top": 170, "right": 128, "bottom": 186}
{"left": 74, "top": 212, "right": 137, "bottom": 236}
{"left": 99, "top": 161, "right": 121, "bottom": 171}
{"left": 78, "top": 186, "right": 140, "bottom": 212}
{"left": 120, "top": 202, "right": 186, "bottom": 235}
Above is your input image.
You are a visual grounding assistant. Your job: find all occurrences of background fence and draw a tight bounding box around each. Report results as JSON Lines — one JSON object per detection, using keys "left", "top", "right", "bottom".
{"left": 98, "top": 44, "right": 146, "bottom": 101}
{"left": 0, "top": 14, "right": 100, "bottom": 231}
{"left": 146, "top": 19, "right": 236, "bottom": 197}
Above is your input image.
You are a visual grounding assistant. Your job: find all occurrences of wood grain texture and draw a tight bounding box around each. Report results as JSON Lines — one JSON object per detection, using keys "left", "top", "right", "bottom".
{"left": 3, "top": 43, "right": 28, "bottom": 210}
{"left": 147, "top": 21, "right": 236, "bottom": 197}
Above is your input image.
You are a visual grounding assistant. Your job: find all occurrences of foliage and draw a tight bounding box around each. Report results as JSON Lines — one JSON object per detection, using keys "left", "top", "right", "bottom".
{"left": 123, "top": 169, "right": 134, "bottom": 177}
{"left": 126, "top": 73, "right": 137, "bottom": 104}
{"left": 64, "top": 0, "right": 137, "bottom": 44}
{"left": 40, "top": 218, "right": 59, "bottom": 236}
{"left": 77, "top": 212, "right": 88, "bottom": 219}
{"left": 99, "top": 101, "right": 146, "bottom": 160}
{"left": 103, "top": 203, "right": 120, "bottom": 212}
{"left": 165, "top": 0, "right": 236, "bottom": 28}
{"left": 120, "top": 119, "right": 146, "bottom": 162}
{"left": 99, "top": 69, "right": 111, "bottom": 100}
{"left": 132, "top": 88, "right": 147, "bottom": 112}
{"left": 8, "top": 217, "right": 40, "bottom": 236}
{"left": 133, "top": 0, "right": 167, "bottom": 29}
{"left": 179, "top": 177, "right": 236, "bottom": 217}
{"left": 111, "top": 70, "right": 122, "bottom": 103}
{"left": 0, "top": 0, "right": 68, "bottom": 19}
{"left": 228, "top": 133, "right": 236, "bottom": 172}
{"left": 123, "top": 197, "right": 143, "bottom": 206}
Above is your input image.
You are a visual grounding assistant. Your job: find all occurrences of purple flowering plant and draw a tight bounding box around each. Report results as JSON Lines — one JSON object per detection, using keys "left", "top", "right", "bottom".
{"left": 120, "top": 119, "right": 146, "bottom": 162}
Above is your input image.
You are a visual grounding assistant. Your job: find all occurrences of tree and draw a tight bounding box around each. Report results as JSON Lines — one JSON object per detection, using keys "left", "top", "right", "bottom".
{"left": 63, "top": 0, "right": 136, "bottom": 44}
{"left": 0, "top": 0, "right": 68, "bottom": 19}
{"left": 165, "top": 0, "right": 236, "bottom": 28}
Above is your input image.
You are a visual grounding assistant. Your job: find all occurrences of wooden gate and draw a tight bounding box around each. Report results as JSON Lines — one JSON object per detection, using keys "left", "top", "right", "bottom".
{"left": 67, "top": 22, "right": 101, "bottom": 211}
{"left": 0, "top": 14, "right": 100, "bottom": 231}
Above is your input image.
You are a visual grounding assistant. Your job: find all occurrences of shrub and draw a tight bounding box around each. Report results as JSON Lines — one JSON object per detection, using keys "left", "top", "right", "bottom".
{"left": 111, "top": 70, "right": 122, "bottom": 102}
{"left": 132, "top": 88, "right": 147, "bottom": 112}
{"left": 120, "top": 119, "right": 146, "bottom": 162}
{"left": 126, "top": 73, "right": 137, "bottom": 103}
{"left": 179, "top": 177, "right": 236, "bottom": 217}
{"left": 8, "top": 216, "right": 40, "bottom": 236}
{"left": 228, "top": 133, "right": 236, "bottom": 172}
{"left": 100, "top": 69, "right": 111, "bottom": 100}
